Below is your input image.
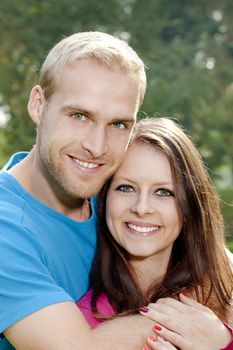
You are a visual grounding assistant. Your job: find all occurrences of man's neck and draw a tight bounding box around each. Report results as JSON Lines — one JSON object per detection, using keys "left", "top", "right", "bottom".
{"left": 8, "top": 150, "right": 91, "bottom": 221}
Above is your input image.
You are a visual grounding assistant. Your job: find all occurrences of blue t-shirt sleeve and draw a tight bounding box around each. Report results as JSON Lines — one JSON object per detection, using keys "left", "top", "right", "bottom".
{"left": 0, "top": 218, "right": 73, "bottom": 333}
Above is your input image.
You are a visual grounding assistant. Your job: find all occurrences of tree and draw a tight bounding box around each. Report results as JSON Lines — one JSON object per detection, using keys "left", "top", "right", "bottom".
{"left": 0, "top": 0, "right": 232, "bottom": 181}
{"left": 125, "top": 0, "right": 233, "bottom": 181}
{"left": 0, "top": 0, "right": 125, "bottom": 165}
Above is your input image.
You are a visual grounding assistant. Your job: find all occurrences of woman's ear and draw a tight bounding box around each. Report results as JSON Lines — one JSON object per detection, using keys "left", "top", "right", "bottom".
{"left": 27, "top": 85, "right": 46, "bottom": 125}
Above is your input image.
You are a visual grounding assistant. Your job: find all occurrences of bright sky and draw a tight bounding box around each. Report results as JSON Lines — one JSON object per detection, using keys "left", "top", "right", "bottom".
{"left": 0, "top": 107, "right": 9, "bottom": 127}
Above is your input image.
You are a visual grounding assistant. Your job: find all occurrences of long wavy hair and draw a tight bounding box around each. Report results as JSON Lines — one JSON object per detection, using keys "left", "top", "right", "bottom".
{"left": 91, "top": 117, "right": 233, "bottom": 321}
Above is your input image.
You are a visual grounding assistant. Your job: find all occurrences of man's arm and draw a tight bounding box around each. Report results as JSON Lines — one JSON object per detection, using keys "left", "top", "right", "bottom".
{"left": 4, "top": 301, "right": 154, "bottom": 350}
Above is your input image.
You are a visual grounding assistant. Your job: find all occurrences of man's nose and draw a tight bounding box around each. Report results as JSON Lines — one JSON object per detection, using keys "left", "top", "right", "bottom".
{"left": 82, "top": 126, "right": 108, "bottom": 158}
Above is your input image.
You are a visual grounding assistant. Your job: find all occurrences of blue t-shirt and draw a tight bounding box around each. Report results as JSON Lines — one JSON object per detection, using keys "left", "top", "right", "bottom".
{"left": 0, "top": 152, "right": 97, "bottom": 349}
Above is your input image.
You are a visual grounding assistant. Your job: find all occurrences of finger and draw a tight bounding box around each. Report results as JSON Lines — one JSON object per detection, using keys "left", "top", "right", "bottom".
{"left": 139, "top": 306, "right": 178, "bottom": 327}
{"left": 152, "top": 324, "right": 187, "bottom": 349}
{"left": 147, "top": 335, "right": 177, "bottom": 349}
{"left": 145, "top": 301, "right": 187, "bottom": 322}
{"left": 179, "top": 292, "right": 209, "bottom": 312}
{"left": 155, "top": 297, "right": 194, "bottom": 313}
{"left": 139, "top": 306, "right": 184, "bottom": 334}
{"left": 148, "top": 301, "right": 183, "bottom": 314}
{"left": 139, "top": 304, "right": 184, "bottom": 331}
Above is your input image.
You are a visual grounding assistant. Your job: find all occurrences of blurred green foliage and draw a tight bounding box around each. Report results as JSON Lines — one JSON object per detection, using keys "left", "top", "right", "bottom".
{"left": 227, "top": 239, "right": 233, "bottom": 252}
{"left": 220, "top": 187, "right": 233, "bottom": 244}
{"left": 0, "top": 0, "right": 232, "bottom": 241}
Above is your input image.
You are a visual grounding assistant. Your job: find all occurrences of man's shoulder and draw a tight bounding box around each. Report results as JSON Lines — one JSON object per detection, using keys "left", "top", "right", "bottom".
{"left": 0, "top": 172, "right": 37, "bottom": 241}
{"left": 0, "top": 151, "right": 29, "bottom": 214}
{"left": 0, "top": 187, "right": 30, "bottom": 242}
{"left": 0, "top": 174, "right": 25, "bottom": 219}
{"left": 2, "top": 151, "right": 28, "bottom": 171}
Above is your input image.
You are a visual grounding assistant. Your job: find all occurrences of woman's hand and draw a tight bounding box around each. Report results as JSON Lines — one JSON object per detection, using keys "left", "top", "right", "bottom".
{"left": 140, "top": 293, "right": 232, "bottom": 350}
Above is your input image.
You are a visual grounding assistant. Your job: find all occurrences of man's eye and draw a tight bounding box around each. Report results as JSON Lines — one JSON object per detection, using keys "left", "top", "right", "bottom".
{"left": 112, "top": 122, "right": 126, "bottom": 129}
{"left": 72, "top": 113, "right": 86, "bottom": 121}
{"left": 156, "top": 189, "right": 174, "bottom": 197}
{"left": 116, "top": 185, "right": 134, "bottom": 193}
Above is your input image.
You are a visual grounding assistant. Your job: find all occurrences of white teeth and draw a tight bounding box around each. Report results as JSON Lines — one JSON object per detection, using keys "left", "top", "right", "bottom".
{"left": 74, "top": 159, "right": 99, "bottom": 169}
{"left": 127, "top": 223, "right": 159, "bottom": 233}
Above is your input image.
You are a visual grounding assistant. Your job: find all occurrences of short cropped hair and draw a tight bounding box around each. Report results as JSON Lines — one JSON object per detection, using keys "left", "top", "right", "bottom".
{"left": 40, "top": 31, "right": 146, "bottom": 106}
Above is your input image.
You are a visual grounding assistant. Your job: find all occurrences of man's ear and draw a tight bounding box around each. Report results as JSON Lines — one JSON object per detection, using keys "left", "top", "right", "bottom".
{"left": 27, "top": 85, "right": 46, "bottom": 125}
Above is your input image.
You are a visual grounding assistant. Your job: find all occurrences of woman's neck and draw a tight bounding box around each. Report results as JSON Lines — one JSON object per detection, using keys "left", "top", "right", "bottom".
{"left": 130, "top": 250, "right": 172, "bottom": 295}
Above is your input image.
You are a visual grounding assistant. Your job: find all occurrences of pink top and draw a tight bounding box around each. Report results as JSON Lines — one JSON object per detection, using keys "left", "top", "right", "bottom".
{"left": 76, "top": 289, "right": 115, "bottom": 328}
{"left": 221, "top": 323, "right": 233, "bottom": 350}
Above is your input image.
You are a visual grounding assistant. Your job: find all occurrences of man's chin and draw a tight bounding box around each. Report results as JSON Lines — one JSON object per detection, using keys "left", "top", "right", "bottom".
{"left": 65, "top": 171, "right": 115, "bottom": 199}
{"left": 71, "top": 184, "right": 104, "bottom": 199}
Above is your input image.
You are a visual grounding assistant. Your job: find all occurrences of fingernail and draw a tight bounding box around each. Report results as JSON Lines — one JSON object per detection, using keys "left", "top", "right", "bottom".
{"left": 180, "top": 291, "right": 189, "bottom": 297}
{"left": 153, "top": 325, "right": 162, "bottom": 331}
{"left": 148, "top": 336, "right": 157, "bottom": 342}
{"left": 139, "top": 306, "right": 149, "bottom": 313}
{"left": 158, "top": 335, "right": 167, "bottom": 341}
{"left": 142, "top": 347, "right": 150, "bottom": 350}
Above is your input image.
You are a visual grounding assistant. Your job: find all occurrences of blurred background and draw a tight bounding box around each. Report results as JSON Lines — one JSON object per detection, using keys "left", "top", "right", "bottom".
{"left": 0, "top": 0, "right": 232, "bottom": 249}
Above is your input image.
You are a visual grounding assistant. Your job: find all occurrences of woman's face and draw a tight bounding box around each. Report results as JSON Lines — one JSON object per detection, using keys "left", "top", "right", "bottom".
{"left": 106, "top": 142, "right": 182, "bottom": 263}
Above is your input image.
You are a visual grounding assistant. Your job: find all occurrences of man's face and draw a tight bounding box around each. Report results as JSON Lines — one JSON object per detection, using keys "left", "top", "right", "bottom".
{"left": 35, "top": 59, "right": 140, "bottom": 200}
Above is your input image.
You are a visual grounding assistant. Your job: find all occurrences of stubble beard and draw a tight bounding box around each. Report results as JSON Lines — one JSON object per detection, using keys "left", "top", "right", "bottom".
{"left": 37, "top": 137, "right": 118, "bottom": 201}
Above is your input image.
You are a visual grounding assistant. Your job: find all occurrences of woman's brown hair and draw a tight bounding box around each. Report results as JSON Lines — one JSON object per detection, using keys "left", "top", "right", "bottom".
{"left": 91, "top": 117, "right": 233, "bottom": 321}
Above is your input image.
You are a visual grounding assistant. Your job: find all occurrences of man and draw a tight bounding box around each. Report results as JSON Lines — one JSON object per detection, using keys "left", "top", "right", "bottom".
{"left": 0, "top": 31, "right": 154, "bottom": 350}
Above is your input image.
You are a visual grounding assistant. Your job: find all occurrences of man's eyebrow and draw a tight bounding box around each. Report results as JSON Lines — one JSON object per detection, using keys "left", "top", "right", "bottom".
{"left": 111, "top": 117, "right": 135, "bottom": 124}
{"left": 61, "top": 105, "right": 92, "bottom": 115}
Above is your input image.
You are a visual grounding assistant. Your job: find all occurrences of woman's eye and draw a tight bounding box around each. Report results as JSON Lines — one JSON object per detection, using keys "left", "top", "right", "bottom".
{"left": 156, "top": 189, "right": 174, "bottom": 197}
{"left": 72, "top": 113, "right": 86, "bottom": 121}
{"left": 116, "top": 185, "right": 134, "bottom": 193}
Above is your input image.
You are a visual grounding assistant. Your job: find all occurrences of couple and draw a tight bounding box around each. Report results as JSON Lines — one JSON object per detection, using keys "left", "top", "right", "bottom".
{"left": 0, "top": 31, "right": 232, "bottom": 350}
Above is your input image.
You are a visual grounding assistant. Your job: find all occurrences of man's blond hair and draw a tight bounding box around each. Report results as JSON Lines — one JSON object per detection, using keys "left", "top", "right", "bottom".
{"left": 40, "top": 31, "right": 146, "bottom": 106}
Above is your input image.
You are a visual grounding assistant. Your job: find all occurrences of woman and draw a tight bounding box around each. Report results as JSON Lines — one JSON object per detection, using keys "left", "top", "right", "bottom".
{"left": 77, "top": 117, "right": 233, "bottom": 350}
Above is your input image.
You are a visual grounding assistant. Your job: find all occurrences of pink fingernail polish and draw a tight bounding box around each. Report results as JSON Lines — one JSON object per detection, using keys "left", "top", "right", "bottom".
{"left": 153, "top": 325, "right": 162, "bottom": 331}
{"left": 180, "top": 291, "right": 189, "bottom": 297}
{"left": 149, "top": 335, "right": 157, "bottom": 342}
{"left": 139, "top": 306, "right": 149, "bottom": 313}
